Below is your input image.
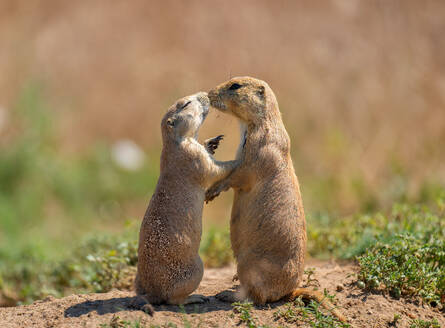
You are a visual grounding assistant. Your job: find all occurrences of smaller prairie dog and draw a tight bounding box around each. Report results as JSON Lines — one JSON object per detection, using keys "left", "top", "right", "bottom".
{"left": 135, "top": 92, "right": 238, "bottom": 306}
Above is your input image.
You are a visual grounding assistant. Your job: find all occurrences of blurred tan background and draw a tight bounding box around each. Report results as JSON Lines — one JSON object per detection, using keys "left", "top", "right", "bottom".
{"left": 1, "top": 0, "right": 444, "bottom": 228}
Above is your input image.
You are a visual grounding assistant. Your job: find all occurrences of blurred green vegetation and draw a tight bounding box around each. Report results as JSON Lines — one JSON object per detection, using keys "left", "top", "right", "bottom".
{"left": 0, "top": 83, "right": 158, "bottom": 260}
{"left": 356, "top": 203, "right": 444, "bottom": 305}
{"left": 307, "top": 196, "right": 445, "bottom": 259}
{"left": 0, "top": 84, "right": 157, "bottom": 304}
{"left": 199, "top": 227, "right": 233, "bottom": 268}
{"left": 3, "top": 197, "right": 442, "bottom": 307}
{"left": 0, "top": 85, "right": 444, "bottom": 308}
{"left": 311, "top": 196, "right": 444, "bottom": 306}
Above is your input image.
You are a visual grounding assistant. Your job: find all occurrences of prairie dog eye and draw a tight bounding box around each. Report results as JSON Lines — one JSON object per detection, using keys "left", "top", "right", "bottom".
{"left": 181, "top": 101, "right": 192, "bottom": 109}
{"left": 229, "top": 83, "right": 242, "bottom": 91}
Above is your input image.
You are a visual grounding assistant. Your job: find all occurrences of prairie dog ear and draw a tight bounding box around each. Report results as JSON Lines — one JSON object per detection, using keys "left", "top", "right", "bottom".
{"left": 166, "top": 117, "right": 175, "bottom": 127}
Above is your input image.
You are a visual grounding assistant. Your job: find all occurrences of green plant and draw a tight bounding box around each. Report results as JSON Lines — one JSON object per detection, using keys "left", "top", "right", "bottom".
{"left": 83, "top": 237, "right": 138, "bottom": 292}
{"left": 100, "top": 315, "right": 143, "bottom": 328}
{"left": 409, "top": 318, "right": 440, "bottom": 328}
{"left": 232, "top": 301, "right": 271, "bottom": 328}
{"left": 308, "top": 195, "right": 445, "bottom": 260}
{"left": 0, "top": 229, "right": 139, "bottom": 305}
{"left": 390, "top": 313, "right": 401, "bottom": 327}
{"left": 303, "top": 267, "right": 320, "bottom": 287}
{"left": 273, "top": 297, "right": 349, "bottom": 328}
{"left": 357, "top": 217, "right": 444, "bottom": 305}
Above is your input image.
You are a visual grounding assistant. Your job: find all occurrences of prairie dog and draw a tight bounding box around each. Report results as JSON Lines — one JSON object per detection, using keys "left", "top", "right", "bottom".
{"left": 135, "top": 92, "right": 238, "bottom": 306}
{"left": 206, "top": 77, "right": 346, "bottom": 322}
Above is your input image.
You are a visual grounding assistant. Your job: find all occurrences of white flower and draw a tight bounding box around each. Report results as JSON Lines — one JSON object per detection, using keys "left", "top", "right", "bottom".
{"left": 111, "top": 139, "right": 145, "bottom": 171}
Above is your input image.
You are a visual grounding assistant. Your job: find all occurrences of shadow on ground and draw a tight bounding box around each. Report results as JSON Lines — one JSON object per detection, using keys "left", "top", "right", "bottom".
{"left": 64, "top": 294, "right": 236, "bottom": 318}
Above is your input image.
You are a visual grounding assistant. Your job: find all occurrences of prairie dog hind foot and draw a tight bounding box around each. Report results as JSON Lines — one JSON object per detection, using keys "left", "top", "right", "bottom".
{"left": 182, "top": 294, "right": 209, "bottom": 305}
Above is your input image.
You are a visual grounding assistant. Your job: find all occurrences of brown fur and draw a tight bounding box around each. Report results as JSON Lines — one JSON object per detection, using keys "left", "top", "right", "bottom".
{"left": 135, "top": 92, "right": 238, "bottom": 305}
{"left": 206, "top": 77, "right": 346, "bottom": 322}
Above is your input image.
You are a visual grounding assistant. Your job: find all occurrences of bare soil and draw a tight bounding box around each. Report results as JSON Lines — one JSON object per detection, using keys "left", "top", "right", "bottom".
{"left": 0, "top": 261, "right": 443, "bottom": 328}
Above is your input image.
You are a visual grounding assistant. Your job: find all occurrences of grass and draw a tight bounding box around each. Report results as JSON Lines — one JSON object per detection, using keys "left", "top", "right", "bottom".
{"left": 307, "top": 195, "right": 445, "bottom": 259}
{"left": 100, "top": 315, "right": 143, "bottom": 328}
{"left": 232, "top": 302, "right": 271, "bottom": 328}
{"left": 0, "top": 220, "right": 233, "bottom": 305}
{"left": 408, "top": 318, "right": 440, "bottom": 328}
{"left": 0, "top": 228, "right": 139, "bottom": 304}
{"left": 355, "top": 202, "right": 444, "bottom": 305}
{"left": 306, "top": 194, "right": 445, "bottom": 307}
{"left": 273, "top": 295, "right": 349, "bottom": 328}
{"left": 357, "top": 233, "right": 444, "bottom": 304}
{"left": 390, "top": 314, "right": 441, "bottom": 328}
{"left": 273, "top": 288, "right": 350, "bottom": 328}
{"left": 97, "top": 301, "right": 441, "bottom": 328}
{"left": 232, "top": 295, "right": 349, "bottom": 328}
{"left": 107, "top": 305, "right": 203, "bottom": 328}
{"left": 2, "top": 172, "right": 444, "bottom": 309}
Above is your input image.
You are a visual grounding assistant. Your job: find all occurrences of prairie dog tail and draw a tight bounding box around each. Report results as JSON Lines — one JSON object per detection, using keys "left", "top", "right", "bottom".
{"left": 288, "top": 288, "right": 347, "bottom": 323}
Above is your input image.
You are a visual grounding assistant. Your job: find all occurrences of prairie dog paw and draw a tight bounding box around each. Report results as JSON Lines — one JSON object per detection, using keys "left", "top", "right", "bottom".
{"left": 205, "top": 182, "right": 229, "bottom": 203}
{"left": 204, "top": 135, "right": 224, "bottom": 155}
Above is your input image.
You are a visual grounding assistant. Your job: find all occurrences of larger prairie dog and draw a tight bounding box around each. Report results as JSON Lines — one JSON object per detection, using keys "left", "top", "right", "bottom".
{"left": 135, "top": 92, "right": 238, "bottom": 306}
{"left": 206, "top": 77, "right": 346, "bottom": 322}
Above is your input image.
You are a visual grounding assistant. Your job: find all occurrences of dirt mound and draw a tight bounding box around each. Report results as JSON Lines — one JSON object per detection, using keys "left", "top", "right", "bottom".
{"left": 0, "top": 262, "right": 443, "bottom": 328}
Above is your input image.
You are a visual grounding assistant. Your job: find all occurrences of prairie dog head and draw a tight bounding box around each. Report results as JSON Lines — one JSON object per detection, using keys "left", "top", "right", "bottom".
{"left": 162, "top": 92, "right": 210, "bottom": 141}
{"left": 208, "top": 77, "right": 278, "bottom": 124}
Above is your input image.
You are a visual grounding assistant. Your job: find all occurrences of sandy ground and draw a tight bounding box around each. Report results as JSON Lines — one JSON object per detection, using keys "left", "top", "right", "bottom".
{"left": 0, "top": 261, "right": 443, "bottom": 328}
